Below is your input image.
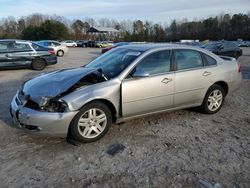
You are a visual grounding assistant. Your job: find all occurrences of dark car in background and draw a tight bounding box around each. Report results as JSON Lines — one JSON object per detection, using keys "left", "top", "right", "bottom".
{"left": 203, "top": 41, "right": 242, "bottom": 59}
{"left": 238, "top": 40, "right": 250, "bottom": 47}
{"left": 102, "top": 42, "right": 131, "bottom": 53}
{"left": 76, "top": 40, "right": 87, "bottom": 47}
{"left": 0, "top": 39, "right": 57, "bottom": 70}
{"left": 85, "top": 40, "right": 100, "bottom": 47}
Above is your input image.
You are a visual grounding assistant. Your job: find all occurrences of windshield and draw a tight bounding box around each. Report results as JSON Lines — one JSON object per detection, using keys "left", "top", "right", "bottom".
{"left": 85, "top": 48, "right": 142, "bottom": 79}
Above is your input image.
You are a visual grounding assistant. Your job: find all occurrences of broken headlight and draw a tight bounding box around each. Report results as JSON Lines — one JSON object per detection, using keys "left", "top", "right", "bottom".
{"left": 39, "top": 97, "right": 68, "bottom": 112}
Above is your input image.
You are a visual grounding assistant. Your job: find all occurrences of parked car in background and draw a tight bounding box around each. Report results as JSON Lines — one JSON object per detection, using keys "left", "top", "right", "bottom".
{"left": 61, "top": 40, "right": 77, "bottom": 47}
{"left": 181, "top": 41, "right": 203, "bottom": 47}
{"left": 238, "top": 41, "right": 250, "bottom": 47}
{"left": 0, "top": 39, "right": 57, "bottom": 70}
{"left": 85, "top": 40, "right": 99, "bottom": 47}
{"left": 76, "top": 40, "right": 87, "bottom": 47}
{"left": 96, "top": 41, "right": 114, "bottom": 48}
{"left": 203, "top": 41, "right": 242, "bottom": 59}
{"left": 36, "top": 40, "right": 69, "bottom": 57}
{"left": 102, "top": 42, "right": 131, "bottom": 53}
{"left": 9, "top": 44, "right": 241, "bottom": 142}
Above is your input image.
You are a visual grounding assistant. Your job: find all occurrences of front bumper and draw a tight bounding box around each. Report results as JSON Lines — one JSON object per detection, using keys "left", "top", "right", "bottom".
{"left": 10, "top": 94, "right": 78, "bottom": 137}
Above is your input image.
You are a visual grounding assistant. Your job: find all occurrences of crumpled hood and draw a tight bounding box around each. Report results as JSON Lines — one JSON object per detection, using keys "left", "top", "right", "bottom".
{"left": 22, "top": 67, "right": 98, "bottom": 102}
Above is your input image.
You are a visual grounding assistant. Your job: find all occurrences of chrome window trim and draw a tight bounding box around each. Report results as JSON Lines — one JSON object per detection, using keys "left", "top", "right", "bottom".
{"left": 123, "top": 71, "right": 174, "bottom": 81}
{"left": 173, "top": 66, "right": 205, "bottom": 73}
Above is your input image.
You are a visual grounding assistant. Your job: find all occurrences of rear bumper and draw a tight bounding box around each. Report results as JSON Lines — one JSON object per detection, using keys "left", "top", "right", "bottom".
{"left": 228, "top": 73, "right": 242, "bottom": 93}
{"left": 10, "top": 94, "right": 78, "bottom": 137}
{"left": 43, "top": 55, "right": 57, "bottom": 65}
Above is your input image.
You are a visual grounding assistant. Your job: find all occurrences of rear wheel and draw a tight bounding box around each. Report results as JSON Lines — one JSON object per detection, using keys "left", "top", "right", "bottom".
{"left": 57, "top": 50, "right": 64, "bottom": 57}
{"left": 31, "top": 58, "right": 46, "bottom": 70}
{"left": 199, "top": 84, "right": 225, "bottom": 114}
{"left": 69, "top": 102, "right": 112, "bottom": 143}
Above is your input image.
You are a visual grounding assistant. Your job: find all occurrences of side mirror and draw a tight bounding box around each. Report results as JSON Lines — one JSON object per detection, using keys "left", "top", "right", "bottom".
{"left": 133, "top": 69, "right": 149, "bottom": 78}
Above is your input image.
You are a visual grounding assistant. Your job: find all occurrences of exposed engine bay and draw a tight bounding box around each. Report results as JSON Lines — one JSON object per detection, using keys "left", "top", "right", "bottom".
{"left": 19, "top": 68, "right": 107, "bottom": 113}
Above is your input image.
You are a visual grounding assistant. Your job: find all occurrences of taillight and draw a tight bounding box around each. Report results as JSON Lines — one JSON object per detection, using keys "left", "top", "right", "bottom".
{"left": 237, "top": 62, "right": 241, "bottom": 73}
{"left": 48, "top": 50, "right": 55, "bottom": 55}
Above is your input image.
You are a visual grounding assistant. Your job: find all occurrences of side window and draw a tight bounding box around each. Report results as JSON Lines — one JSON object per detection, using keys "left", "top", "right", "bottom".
{"left": 175, "top": 50, "right": 203, "bottom": 70}
{"left": 13, "top": 43, "right": 32, "bottom": 52}
{"left": 0, "top": 42, "right": 11, "bottom": 53}
{"left": 203, "top": 53, "right": 217, "bottom": 66}
{"left": 52, "top": 42, "right": 60, "bottom": 46}
{"left": 135, "top": 50, "right": 171, "bottom": 76}
{"left": 32, "top": 43, "right": 39, "bottom": 50}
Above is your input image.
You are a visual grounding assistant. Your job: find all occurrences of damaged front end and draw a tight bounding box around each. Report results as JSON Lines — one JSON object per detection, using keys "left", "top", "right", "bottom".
{"left": 19, "top": 67, "right": 107, "bottom": 113}
{"left": 25, "top": 96, "right": 68, "bottom": 113}
{"left": 10, "top": 67, "right": 108, "bottom": 135}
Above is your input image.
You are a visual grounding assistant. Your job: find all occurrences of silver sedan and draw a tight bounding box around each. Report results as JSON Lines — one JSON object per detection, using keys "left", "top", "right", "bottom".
{"left": 10, "top": 44, "right": 242, "bottom": 142}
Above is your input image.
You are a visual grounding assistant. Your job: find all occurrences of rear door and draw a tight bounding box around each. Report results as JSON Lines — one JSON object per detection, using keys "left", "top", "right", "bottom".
{"left": 0, "top": 41, "right": 14, "bottom": 68}
{"left": 11, "top": 42, "right": 35, "bottom": 67}
{"left": 122, "top": 50, "right": 175, "bottom": 117}
{"left": 173, "top": 49, "right": 209, "bottom": 107}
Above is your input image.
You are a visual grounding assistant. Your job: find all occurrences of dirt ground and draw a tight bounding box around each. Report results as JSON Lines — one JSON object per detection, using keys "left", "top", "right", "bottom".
{"left": 0, "top": 47, "right": 249, "bottom": 188}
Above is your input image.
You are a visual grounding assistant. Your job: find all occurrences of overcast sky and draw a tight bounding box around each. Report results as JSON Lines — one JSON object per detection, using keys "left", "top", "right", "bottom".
{"left": 0, "top": 0, "right": 249, "bottom": 23}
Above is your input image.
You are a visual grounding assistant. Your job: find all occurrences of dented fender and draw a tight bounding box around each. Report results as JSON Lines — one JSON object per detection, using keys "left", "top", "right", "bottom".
{"left": 62, "top": 78, "right": 121, "bottom": 116}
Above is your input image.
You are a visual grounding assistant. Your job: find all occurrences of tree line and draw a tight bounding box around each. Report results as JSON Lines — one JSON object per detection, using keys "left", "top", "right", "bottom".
{"left": 0, "top": 13, "right": 249, "bottom": 42}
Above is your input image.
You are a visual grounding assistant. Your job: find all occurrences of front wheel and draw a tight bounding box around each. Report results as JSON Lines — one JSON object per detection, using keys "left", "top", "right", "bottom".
{"left": 199, "top": 85, "right": 225, "bottom": 114}
{"left": 69, "top": 102, "right": 112, "bottom": 143}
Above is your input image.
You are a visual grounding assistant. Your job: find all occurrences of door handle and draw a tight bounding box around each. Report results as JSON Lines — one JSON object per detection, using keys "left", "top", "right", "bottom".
{"left": 161, "top": 77, "right": 172, "bottom": 84}
{"left": 203, "top": 71, "right": 211, "bottom": 77}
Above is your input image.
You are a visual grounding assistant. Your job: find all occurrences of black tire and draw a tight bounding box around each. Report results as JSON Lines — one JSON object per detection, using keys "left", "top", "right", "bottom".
{"left": 57, "top": 50, "right": 64, "bottom": 57}
{"left": 31, "top": 58, "right": 46, "bottom": 71}
{"left": 69, "top": 102, "right": 112, "bottom": 143}
{"left": 199, "top": 84, "right": 225, "bottom": 114}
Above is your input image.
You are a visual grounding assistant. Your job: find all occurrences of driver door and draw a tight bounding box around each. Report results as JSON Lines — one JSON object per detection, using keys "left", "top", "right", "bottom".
{"left": 121, "top": 50, "right": 175, "bottom": 117}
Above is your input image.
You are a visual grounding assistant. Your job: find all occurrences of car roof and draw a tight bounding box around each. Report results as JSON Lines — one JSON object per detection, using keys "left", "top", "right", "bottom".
{"left": 119, "top": 43, "right": 202, "bottom": 52}
{"left": 119, "top": 43, "right": 222, "bottom": 61}
{"left": 0, "top": 39, "right": 30, "bottom": 43}
{"left": 38, "top": 40, "right": 59, "bottom": 42}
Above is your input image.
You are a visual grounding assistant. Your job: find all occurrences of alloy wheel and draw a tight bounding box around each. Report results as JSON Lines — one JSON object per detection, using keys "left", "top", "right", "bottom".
{"left": 207, "top": 89, "right": 223, "bottom": 111}
{"left": 77, "top": 108, "right": 107, "bottom": 139}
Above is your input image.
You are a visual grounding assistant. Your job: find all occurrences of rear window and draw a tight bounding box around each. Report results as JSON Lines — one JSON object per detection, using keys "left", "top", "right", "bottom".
{"left": 203, "top": 53, "right": 217, "bottom": 66}
{"left": 175, "top": 49, "right": 203, "bottom": 70}
{"left": 32, "top": 43, "right": 48, "bottom": 51}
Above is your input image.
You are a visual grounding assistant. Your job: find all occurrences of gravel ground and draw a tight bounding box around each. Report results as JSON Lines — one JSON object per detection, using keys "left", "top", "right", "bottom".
{"left": 0, "top": 47, "right": 249, "bottom": 188}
